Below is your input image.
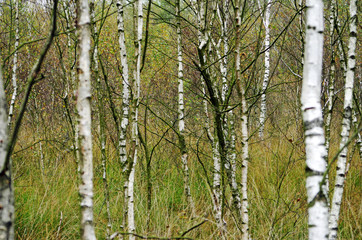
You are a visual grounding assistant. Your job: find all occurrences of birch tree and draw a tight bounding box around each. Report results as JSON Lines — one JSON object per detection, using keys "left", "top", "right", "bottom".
{"left": 234, "top": 0, "right": 249, "bottom": 237}
{"left": 0, "top": 52, "right": 14, "bottom": 240}
{"left": 76, "top": 0, "right": 96, "bottom": 238}
{"left": 115, "top": 0, "right": 131, "bottom": 235}
{"left": 301, "top": 0, "right": 329, "bottom": 239}
{"left": 91, "top": 1, "right": 112, "bottom": 238}
{"left": 190, "top": 0, "right": 228, "bottom": 233}
{"left": 329, "top": 0, "right": 357, "bottom": 239}
{"left": 8, "top": 0, "right": 19, "bottom": 127}
{"left": 176, "top": 0, "right": 194, "bottom": 213}
{"left": 325, "top": 0, "right": 336, "bottom": 157}
{"left": 116, "top": 0, "right": 131, "bottom": 174}
{"left": 258, "top": 0, "right": 271, "bottom": 139}
{"left": 127, "top": 1, "right": 143, "bottom": 237}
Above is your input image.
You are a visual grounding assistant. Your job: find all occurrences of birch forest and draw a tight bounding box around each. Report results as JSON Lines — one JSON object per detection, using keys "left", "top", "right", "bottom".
{"left": 0, "top": 0, "right": 361, "bottom": 239}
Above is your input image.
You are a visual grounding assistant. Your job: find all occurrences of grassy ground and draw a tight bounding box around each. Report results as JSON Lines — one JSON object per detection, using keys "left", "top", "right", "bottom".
{"left": 13, "top": 123, "right": 361, "bottom": 239}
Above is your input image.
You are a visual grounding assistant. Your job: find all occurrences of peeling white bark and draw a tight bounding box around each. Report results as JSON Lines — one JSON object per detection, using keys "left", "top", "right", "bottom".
{"left": 324, "top": 0, "right": 337, "bottom": 209}
{"left": 325, "top": 0, "right": 336, "bottom": 157}
{"left": 193, "top": 0, "right": 225, "bottom": 232}
{"left": 8, "top": 0, "right": 19, "bottom": 127}
{"left": 0, "top": 52, "right": 14, "bottom": 240}
{"left": 91, "top": 2, "right": 112, "bottom": 238}
{"left": 116, "top": 0, "right": 131, "bottom": 171}
{"left": 127, "top": 1, "right": 143, "bottom": 238}
{"left": 176, "top": 0, "right": 194, "bottom": 213}
{"left": 329, "top": 0, "right": 357, "bottom": 239}
{"left": 301, "top": 1, "right": 329, "bottom": 239}
{"left": 234, "top": 1, "right": 249, "bottom": 239}
{"left": 259, "top": 0, "right": 271, "bottom": 139}
{"left": 77, "top": 0, "right": 96, "bottom": 238}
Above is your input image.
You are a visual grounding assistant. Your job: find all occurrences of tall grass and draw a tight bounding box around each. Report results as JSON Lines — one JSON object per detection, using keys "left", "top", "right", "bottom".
{"left": 13, "top": 121, "right": 361, "bottom": 239}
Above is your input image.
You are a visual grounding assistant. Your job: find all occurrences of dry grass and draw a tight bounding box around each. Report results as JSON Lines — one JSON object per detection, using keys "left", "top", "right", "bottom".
{"left": 13, "top": 122, "right": 361, "bottom": 239}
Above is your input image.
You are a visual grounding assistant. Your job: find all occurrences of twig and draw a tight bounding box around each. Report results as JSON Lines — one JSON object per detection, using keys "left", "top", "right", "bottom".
{"left": 110, "top": 232, "right": 193, "bottom": 240}
{"left": 181, "top": 219, "right": 208, "bottom": 237}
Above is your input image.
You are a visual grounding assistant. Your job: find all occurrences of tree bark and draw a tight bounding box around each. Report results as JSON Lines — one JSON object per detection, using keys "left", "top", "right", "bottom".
{"left": 259, "top": 0, "right": 271, "bottom": 139}
{"left": 176, "top": 0, "right": 194, "bottom": 215}
{"left": 0, "top": 52, "right": 14, "bottom": 240}
{"left": 329, "top": 0, "right": 357, "bottom": 239}
{"left": 76, "top": 0, "right": 96, "bottom": 238}
{"left": 8, "top": 0, "right": 19, "bottom": 127}
{"left": 301, "top": 1, "right": 329, "bottom": 239}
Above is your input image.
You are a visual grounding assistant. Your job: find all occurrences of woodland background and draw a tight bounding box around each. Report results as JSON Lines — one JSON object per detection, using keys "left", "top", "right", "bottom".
{"left": 0, "top": 0, "right": 360, "bottom": 239}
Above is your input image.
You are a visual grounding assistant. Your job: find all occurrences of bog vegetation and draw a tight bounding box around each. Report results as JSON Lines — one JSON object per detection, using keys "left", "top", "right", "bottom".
{"left": 0, "top": 0, "right": 360, "bottom": 239}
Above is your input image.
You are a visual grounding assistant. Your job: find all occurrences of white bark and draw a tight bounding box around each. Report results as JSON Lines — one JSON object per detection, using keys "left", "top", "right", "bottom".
{"left": 240, "top": 94, "right": 249, "bottom": 240}
{"left": 193, "top": 0, "right": 225, "bottom": 231}
{"left": 325, "top": 0, "right": 335, "bottom": 157}
{"left": 234, "top": 1, "right": 249, "bottom": 239}
{"left": 127, "top": 1, "right": 143, "bottom": 238}
{"left": 115, "top": 1, "right": 131, "bottom": 234}
{"left": 301, "top": 1, "right": 329, "bottom": 239}
{"left": 77, "top": 0, "right": 96, "bottom": 239}
{"left": 329, "top": 0, "right": 357, "bottom": 239}
{"left": 176, "top": 0, "right": 194, "bottom": 213}
{"left": 259, "top": 0, "right": 271, "bottom": 139}
{"left": 215, "top": 1, "right": 244, "bottom": 231}
{"left": 0, "top": 52, "right": 14, "bottom": 240}
{"left": 8, "top": 0, "right": 19, "bottom": 127}
{"left": 116, "top": 0, "right": 131, "bottom": 171}
{"left": 324, "top": 0, "right": 337, "bottom": 209}
{"left": 91, "top": 2, "right": 112, "bottom": 238}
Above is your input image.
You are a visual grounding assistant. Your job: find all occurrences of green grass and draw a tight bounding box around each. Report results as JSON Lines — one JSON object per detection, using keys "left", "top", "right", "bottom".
{"left": 13, "top": 124, "right": 361, "bottom": 239}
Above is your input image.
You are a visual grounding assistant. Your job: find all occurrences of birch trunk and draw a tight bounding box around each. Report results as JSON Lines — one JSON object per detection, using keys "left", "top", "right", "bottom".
{"left": 323, "top": 0, "right": 337, "bottom": 209}
{"left": 259, "top": 0, "right": 271, "bottom": 139}
{"left": 234, "top": 1, "right": 249, "bottom": 238}
{"left": 115, "top": 1, "right": 132, "bottom": 235}
{"left": 329, "top": 0, "right": 357, "bottom": 239}
{"left": 8, "top": 0, "right": 19, "bottom": 127}
{"left": 176, "top": 0, "right": 194, "bottom": 213}
{"left": 325, "top": 0, "right": 335, "bottom": 157}
{"left": 76, "top": 0, "right": 96, "bottom": 238}
{"left": 301, "top": 1, "right": 329, "bottom": 239}
{"left": 0, "top": 52, "right": 14, "bottom": 240}
{"left": 217, "top": 1, "right": 244, "bottom": 231}
{"left": 127, "top": 1, "right": 143, "bottom": 238}
{"left": 192, "top": 0, "right": 226, "bottom": 232}
{"left": 91, "top": 1, "right": 112, "bottom": 238}
{"left": 116, "top": 0, "right": 131, "bottom": 172}
{"left": 202, "top": 81, "right": 224, "bottom": 230}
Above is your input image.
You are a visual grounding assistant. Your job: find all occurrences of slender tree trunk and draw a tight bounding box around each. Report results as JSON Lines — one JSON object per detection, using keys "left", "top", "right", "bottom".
{"left": 176, "top": 0, "right": 194, "bottom": 214}
{"left": 115, "top": 1, "right": 132, "bottom": 235}
{"left": 0, "top": 52, "right": 14, "bottom": 240}
{"left": 325, "top": 0, "right": 336, "bottom": 158}
{"left": 127, "top": 1, "right": 143, "bottom": 238}
{"left": 329, "top": 0, "right": 357, "bottom": 239}
{"left": 8, "top": 0, "right": 19, "bottom": 127}
{"left": 217, "top": 1, "right": 244, "bottom": 231}
{"left": 76, "top": 0, "right": 96, "bottom": 238}
{"left": 91, "top": 1, "right": 112, "bottom": 238}
{"left": 116, "top": 0, "right": 131, "bottom": 172}
{"left": 234, "top": 1, "right": 249, "bottom": 238}
{"left": 192, "top": 0, "right": 226, "bottom": 232}
{"left": 324, "top": 0, "right": 337, "bottom": 209}
{"left": 259, "top": 0, "right": 271, "bottom": 139}
{"left": 62, "top": 1, "right": 79, "bottom": 167}
{"left": 301, "top": 1, "right": 329, "bottom": 239}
